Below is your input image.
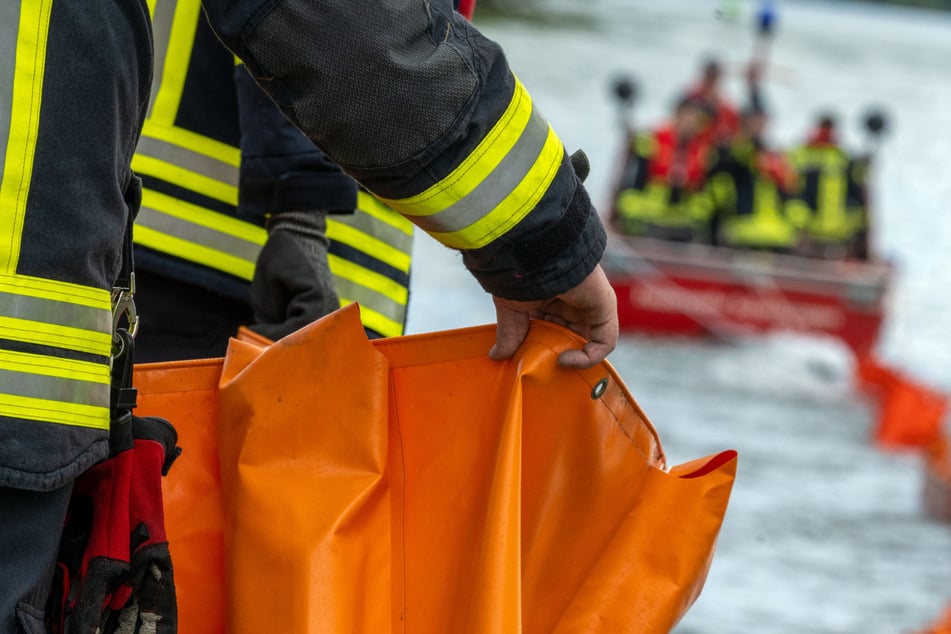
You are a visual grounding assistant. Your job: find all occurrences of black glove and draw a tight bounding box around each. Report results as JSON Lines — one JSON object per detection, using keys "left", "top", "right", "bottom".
{"left": 249, "top": 211, "right": 341, "bottom": 341}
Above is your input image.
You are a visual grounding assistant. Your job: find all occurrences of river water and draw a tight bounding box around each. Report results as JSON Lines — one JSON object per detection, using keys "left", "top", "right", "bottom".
{"left": 404, "top": 1, "right": 951, "bottom": 632}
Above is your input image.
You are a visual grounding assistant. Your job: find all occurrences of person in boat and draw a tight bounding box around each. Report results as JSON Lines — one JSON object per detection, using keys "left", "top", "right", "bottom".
{"left": 786, "top": 113, "right": 870, "bottom": 259}
{"left": 705, "top": 100, "right": 806, "bottom": 253}
{"left": 681, "top": 57, "right": 741, "bottom": 148}
{"left": 613, "top": 95, "right": 717, "bottom": 243}
{"left": 0, "top": 1, "right": 620, "bottom": 629}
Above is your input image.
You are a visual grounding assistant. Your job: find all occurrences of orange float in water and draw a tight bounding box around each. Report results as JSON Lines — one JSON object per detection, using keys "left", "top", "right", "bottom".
{"left": 136, "top": 304, "right": 737, "bottom": 633}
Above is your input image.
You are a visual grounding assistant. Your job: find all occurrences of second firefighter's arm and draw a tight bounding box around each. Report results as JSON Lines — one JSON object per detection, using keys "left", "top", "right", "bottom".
{"left": 201, "top": 0, "right": 617, "bottom": 366}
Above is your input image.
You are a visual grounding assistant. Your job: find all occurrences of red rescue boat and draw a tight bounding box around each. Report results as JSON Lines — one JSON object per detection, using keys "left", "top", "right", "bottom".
{"left": 602, "top": 231, "right": 894, "bottom": 356}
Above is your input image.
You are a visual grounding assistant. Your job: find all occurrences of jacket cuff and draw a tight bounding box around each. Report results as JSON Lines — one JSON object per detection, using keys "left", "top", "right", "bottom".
{"left": 462, "top": 183, "right": 606, "bottom": 301}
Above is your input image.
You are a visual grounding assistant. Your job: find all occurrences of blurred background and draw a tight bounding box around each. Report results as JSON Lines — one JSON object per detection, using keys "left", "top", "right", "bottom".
{"left": 406, "top": 1, "right": 951, "bottom": 632}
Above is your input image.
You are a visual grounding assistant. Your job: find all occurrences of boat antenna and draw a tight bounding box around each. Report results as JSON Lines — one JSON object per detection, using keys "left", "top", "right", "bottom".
{"left": 861, "top": 108, "right": 889, "bottom": 157}
{"left": 611, "top": 74, "right": 639, "bottom": 140}
{"left": 752, "top": 0, "right": 777, "bottom": 68}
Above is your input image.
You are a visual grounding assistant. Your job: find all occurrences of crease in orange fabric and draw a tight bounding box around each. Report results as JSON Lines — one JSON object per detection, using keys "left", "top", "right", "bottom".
{"left": 135, "top": 303, "right": 737, "bottom": 633}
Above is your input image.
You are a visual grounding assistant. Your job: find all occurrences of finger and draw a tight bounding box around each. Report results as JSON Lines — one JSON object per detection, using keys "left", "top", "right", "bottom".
{"left": 489, "top": 304, "right": 531, "bottom": 361}
{"left": 557, "top": 316, "right": 619, "bottom": 369}
{"left": 557, "top": 338, "right": 615, "bottom": 369}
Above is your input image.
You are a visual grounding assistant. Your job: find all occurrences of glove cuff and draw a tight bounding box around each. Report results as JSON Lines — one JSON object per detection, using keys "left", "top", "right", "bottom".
{"left": 265, "top": 211, "right": 330, "bottom": 243}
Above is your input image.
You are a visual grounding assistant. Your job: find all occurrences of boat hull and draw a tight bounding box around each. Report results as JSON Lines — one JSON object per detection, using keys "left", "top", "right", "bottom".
{"left": 603, "top": 234, "right": 893, "bottom": 355}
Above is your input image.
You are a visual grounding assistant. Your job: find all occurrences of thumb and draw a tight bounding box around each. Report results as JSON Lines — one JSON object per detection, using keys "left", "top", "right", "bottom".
{"left": 489, "top": 302, "right": 532, "bottom": 361}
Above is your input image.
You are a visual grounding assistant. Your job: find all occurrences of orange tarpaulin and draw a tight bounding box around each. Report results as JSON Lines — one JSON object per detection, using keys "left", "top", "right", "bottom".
{"left": 856, "top": 354, "right": 948, "bottom": 449}
{"left": 135, "top": 305, "right": 737, "bottom": 633}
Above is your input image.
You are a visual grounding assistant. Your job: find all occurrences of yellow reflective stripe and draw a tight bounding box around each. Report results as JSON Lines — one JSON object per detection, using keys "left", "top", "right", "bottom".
{"left": 325, "top": 221, "right": 411, "bottom": 274}
{"left": 0, "top": 349, "right": 110, "bottom": 428}
{"left": 0, "top": 317, "right": 111, "bottom": 356}
{"left": 141, "top": 120, "right": 241, "bottom": 169}
{"left": 0, "top": 394, "right": 109, "bottom": 429}
{"left": 338, "top": 298, "right": 402, "bottom": 339}
{"left": 755, "top": 178, "right": 781, "bottom": 218}
{"left": 380, "top": 77, "right": 564, "bottom": 250}
{"left": 0, "top": 349, "right": 110, "bottom": 385}
{"left": 819, "top": 171, "right": 846, "bottom": 220}
{"left": 132, "top": 154, "right": 238, "bottom": 206}
{"left": 388, "top": 78, "right": 534, "bottom": 215}
{"left": 136, "top": 188, "right": 267, "bottom": 282}
{"left": 149, "top": 0, "right": 201, "bottom": 125}
{"left": 0, "top": 0, "right": 52, "bottom": 273}
{"left": 0, "top": 273, "right": 111, "bottom": 309}
{"left": 332, "top": 273, "right": 406, "bottom": 323}
{"left": 355, "top": 191, "right": 415, "bottom": 235}
{"left": 0, "top": 274, "right": 112, "bottom": 356}
{"left": 138, "top": 188, "right": 265, "bottom": 242}
{"left": 134, "top": 225, "right": 255, "bottom": 280}
{"left": 634, "top": 133, "right": 655, "bottom": 157}
{"left": 328, "top": 254, "right": 408, "bottom": 306}
{"left": 435, "top": 127, "right": 560, "bottom": 249}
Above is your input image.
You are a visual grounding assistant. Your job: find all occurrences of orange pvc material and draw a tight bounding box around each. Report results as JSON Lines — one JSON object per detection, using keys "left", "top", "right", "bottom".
{"left": 137, "top": 304, "right": 737, "bottom": 633}
{"left": 915, "top": 603, "right": 951, "bottom": 634}
{"left": 134, "top": 358, "right": 229, "bottom": 629}
{"left": 856, "top": 354, "right": 948, "bottom": 450}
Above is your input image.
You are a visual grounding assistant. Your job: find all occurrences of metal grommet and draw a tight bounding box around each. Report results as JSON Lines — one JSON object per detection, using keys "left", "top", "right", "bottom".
{"left": 591, "top": 377, "right": 609, "bottom": 399}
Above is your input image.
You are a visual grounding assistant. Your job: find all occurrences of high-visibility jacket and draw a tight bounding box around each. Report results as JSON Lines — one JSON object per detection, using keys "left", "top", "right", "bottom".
{"left": 134, "top": 1, "right": 414, "bottom": 339}
{"left": 0, "top": 0, "right": 600, "bottom": 490}
{"left": 0, "top": 1, "right": 152, "bottom": 491}
{"left": 707, "top": 141, "right": 804, "bottom": 250}
{"left": 613, "top": 131, "right": 713, "bottom": 240}
{"left": 786, "top": 143, "right": 868, "bottom": 243}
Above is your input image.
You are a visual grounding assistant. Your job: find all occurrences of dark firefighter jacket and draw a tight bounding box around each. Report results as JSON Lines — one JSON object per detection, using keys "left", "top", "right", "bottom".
{"left": 0, "top": 0, "right": 602, "bottom": 491}
{"left": 134, "top": 0, "right": 414, "bottom": 341}
{"left": 706, "top": 141, "right": 805, "bottom": 250}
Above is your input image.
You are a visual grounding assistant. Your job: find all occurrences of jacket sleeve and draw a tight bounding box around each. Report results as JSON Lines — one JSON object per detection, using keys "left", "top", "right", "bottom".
{"left": 200, "top": 0, "right": 605, "bottom": 301}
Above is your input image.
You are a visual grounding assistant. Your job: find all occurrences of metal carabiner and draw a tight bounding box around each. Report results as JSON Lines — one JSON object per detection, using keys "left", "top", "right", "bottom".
{"left": 111, "top": 272, "right": 139, "bottom": 355}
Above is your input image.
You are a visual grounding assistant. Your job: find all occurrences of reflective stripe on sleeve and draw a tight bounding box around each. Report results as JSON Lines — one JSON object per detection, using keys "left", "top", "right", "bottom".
{"left": 0, "top": 274, "right": 113, "bottom": 356}
{"left": 327, "top": 193, "right": 414, "bottom": 275}
{"left": 135, "top": 190, "right": 267, "bottom": 281}
{"left": 328, "top": 255, "right": 408, "bottom": 316}
{"left": 327, "top": 191, "right": 414, "bottom": 337}
{"left": 0, "top": 0, "right": 53, "bottom": 273}
{"left": 0, "top": 282, "right": 111, "bottom": 429}
{"left": 137, "top": 124, "right": 240, "bottom": 189}
{"left": 379, "top": 76, "right": 564, "bottom": 250}
{"left": 147, "top": 0, "right": 201, "bottom": 125}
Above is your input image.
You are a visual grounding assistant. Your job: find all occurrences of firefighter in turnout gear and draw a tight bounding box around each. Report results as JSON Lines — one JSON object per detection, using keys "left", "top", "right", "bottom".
{"left": 613, "top": 96, "right": 716, "bottom": 243}
{"left": 706, "top": 104, "right": 805, "bottom": 252}
{"left": 786, "top": 114, "right": 870, "bottom": 259}
{"left": 0, "top": 0, "right": 617, "bottom": 629}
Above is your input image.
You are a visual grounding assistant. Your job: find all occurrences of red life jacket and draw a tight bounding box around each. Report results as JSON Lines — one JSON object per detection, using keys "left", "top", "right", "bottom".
{"left": 648, "top": 125, "right": 712, "bottom": 191}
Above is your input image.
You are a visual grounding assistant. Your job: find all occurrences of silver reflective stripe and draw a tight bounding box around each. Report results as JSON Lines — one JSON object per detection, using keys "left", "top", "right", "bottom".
{"left": 0, "top": 366, "right": 110, "bottom": 407}
{"left": 136, "top": 204, "right": 264, "bottom": 265}
{"left": 0, "top": 291, "right": 111, "bottom": 332}
{"left": 0, "top": 274, "right": 113, "bottom": 356}
{"left": 147, "top": 0, "right": 177, "bottom": 118}
{"left": 0, "top": 2, "right": 20, "bottom": 187}
{"left": 379, "top": 76, "right": 564, "bottom": 250}
{"left": 331, "top": 209, "right": 414, "bottom": 259}
{"left": 136, "top": 134, "right": 239, "bottom": 186}
{"left": 0, "top": 347, "right": 111, "bottom": 428}
{"left": 333, "top": 278, "right": 406, "bottom": 324}
{"left": 409, "top": 105, "right": 551, "bottom": 235}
